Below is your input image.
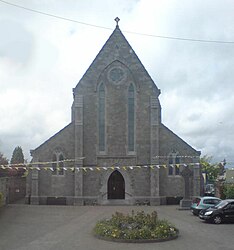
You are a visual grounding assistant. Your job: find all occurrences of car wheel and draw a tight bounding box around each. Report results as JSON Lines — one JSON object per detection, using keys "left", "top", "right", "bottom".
{"left": 213, "top": 215, "right": 222, "bottom": 224}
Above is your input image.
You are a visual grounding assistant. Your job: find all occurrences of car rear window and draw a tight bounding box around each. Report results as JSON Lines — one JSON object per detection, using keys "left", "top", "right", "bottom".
{"left": 203, "top": 199, "right": 211, "bottom": 204}
{"left": 203, "top": 198, "right": 220, "bottom": 205}
{"left": 213, "top": 199, "right": 221, "bottom": 204}
{"left": 193, "top": 198, "right": 201, "bottom": 204}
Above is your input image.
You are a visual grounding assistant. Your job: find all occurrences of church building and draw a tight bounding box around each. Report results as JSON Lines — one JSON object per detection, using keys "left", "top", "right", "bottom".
{"left": 27, "top": 19, "right": 201, "bottom": 206}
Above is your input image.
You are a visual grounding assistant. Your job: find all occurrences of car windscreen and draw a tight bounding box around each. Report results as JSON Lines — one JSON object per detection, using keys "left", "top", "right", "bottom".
{"left": 214, "top": 200, "right": 228, "bottom": 209}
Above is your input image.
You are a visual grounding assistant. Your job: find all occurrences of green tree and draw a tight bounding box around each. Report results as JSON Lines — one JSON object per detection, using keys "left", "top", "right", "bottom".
{"left": 10, "top": 146, "right": 25, "bottom": 176}
{"left": 0, "top": 152, "right": 9, "bottom": 177}
{"left": 200, "top": 155, "right": 220, "bottom": 183}
{"left": 11, "top": 146, "right": 24, "bottom": 164}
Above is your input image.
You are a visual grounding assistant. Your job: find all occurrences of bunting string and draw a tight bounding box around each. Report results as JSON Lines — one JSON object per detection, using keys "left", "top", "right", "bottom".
{"left": 0, "top": 161, "right": 201, "bottom": 172}
{"left": 154, "top": 155, "right": 200, "bottom": 159}
{"left": 1, "top": 157, "right": 230, "bottom": 172}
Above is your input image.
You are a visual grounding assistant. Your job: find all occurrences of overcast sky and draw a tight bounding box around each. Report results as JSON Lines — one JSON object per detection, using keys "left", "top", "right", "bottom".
{"left": 0, "top": 0, "right": 234, "bottom": 165}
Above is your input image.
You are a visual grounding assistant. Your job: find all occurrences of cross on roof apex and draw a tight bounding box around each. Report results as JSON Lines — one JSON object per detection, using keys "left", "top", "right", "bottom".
{"left": 114, "top": 17, "right": 120, "bottom": 27}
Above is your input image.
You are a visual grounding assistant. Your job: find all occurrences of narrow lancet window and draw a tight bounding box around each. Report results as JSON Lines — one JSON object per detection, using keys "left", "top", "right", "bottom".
{"left": 128, "top": 84, "right": 135, "bottom": 151}
{"left": 99, "top": 83, "right": 105, "bottom": 151}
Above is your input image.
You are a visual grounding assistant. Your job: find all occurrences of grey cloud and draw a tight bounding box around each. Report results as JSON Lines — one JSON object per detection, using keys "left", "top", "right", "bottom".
{"left": 0, "top": 19, "right": 34, "bottom": 65}
{"left": 0, "top": 0, "right": 234, "bottom": 164}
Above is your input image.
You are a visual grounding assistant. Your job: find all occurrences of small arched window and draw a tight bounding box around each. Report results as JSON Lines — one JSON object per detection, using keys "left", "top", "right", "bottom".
{"left": 52, "top": 154, "right": 57, "bottom": 175}
{"left": 58, "top": 154, "right": 64, "bottom": 175}
{"left": 98, "top": 83, "right": 105, "bottom": 151}
{"left": 168, "top": 156, "right": 173, "bottom": 175}
{"left": 168, "top": 153, "right": 181, "bottom": 176}
{"left": 128, "top": 83, "right": 135, "bottom": 152}
{"left": 175, "top": 156, "right": 180, "bottom": 175}
{"left": 51, "top": 152, "right": 65, "bottom": 176}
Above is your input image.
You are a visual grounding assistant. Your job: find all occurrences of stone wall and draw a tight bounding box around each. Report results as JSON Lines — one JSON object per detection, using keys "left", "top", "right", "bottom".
{"left": 8, "top": 177, "right": 26, "bottom": 203}
{"left": 0, "top": 177, "right": 26, "bottom": 205}
{"left": 38, "top": 170, "right": 74, "bottom": 197}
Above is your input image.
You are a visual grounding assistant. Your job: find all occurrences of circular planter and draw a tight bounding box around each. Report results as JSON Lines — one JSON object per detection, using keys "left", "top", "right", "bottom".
{"left": 93, "top": 210, "right": 179, "bottom": 243}
{"left": 94, "top": 229, "right": 179, "bottom": 243}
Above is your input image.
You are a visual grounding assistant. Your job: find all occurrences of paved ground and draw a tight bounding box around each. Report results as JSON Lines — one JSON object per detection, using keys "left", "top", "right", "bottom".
{"left": 0, "top": 204, "right": 234, "bottom": 250}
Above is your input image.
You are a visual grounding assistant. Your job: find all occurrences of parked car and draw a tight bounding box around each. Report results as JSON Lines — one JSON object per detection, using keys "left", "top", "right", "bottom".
{"left": 191, "top": 196, "right": 221, "bottom": 215}
{"left": 199, "top": 199, "right": 234, "bottom": 224}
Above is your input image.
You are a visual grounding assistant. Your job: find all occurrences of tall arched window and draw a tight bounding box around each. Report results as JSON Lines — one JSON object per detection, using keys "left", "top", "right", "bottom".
{"left": 98, "top": 83, "right": 105, "bottom": 151}
{"left": 128, "top": 84, "right": 135, "bottom": 152}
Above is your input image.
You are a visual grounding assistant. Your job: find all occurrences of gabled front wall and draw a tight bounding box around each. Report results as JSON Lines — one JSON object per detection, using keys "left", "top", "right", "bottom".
{"left": 27, "top": 26, "right": 201, "bottom": 205}
{"left": 72, "top": 27, "right": 160, "bottom": 168}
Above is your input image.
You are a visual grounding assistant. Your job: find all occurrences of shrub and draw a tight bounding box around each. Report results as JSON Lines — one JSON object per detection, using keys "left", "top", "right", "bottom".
{"left": 93, "top": 210, "right": 178, "bottom": 241}
{"left": 224, "top": 184, "right": 234, "bottom": 199}
{"left": 219, "top": 183, "right": 227, "bottom": 199}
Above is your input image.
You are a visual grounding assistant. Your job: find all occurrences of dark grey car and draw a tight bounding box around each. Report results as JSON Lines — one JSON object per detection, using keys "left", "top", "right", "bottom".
{"left": 199, "top": 199, "right": 234, "bottom": 224}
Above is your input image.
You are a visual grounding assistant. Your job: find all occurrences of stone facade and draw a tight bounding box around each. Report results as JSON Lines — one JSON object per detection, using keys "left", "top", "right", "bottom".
{"left": 27, "top": 24, "right": 201, "bottom": 206}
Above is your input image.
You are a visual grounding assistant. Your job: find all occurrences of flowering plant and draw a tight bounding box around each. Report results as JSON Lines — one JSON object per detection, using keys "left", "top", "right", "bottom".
{"left": 93, "top": 210, "right": 178, "bottom": 240}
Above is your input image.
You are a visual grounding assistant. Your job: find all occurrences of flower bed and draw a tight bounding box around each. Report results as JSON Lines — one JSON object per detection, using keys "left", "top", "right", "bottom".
{"left": 93, "top": 210, "right": 179, "bottom": 243}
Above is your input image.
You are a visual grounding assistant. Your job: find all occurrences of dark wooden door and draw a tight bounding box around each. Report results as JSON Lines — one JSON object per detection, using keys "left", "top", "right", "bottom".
{"left": 108, "top": 170, "right": 125, "bottom": 199}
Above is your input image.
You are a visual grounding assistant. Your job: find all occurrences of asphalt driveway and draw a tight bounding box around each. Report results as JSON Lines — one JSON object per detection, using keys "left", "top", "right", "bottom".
{"left": 0, "top": 204, "right": 233, "bottom": 250}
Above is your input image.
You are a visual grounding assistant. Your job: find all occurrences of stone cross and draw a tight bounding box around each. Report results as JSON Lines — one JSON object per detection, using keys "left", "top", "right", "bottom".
{"left": 181, "top": 166, "right": 193, "bottom": 199}
{"left": 114, "top": 17, "right": 120, "bottom": 27}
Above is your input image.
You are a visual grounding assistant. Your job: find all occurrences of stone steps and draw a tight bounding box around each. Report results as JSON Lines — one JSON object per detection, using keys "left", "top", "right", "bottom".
{"left": 102, "top": 199, "right": 133, "bottom": 206}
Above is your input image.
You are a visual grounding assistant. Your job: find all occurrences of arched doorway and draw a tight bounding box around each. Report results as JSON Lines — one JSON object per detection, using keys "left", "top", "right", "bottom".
{"left": 107, "top": 170, "right": 125, "bottom": 199}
